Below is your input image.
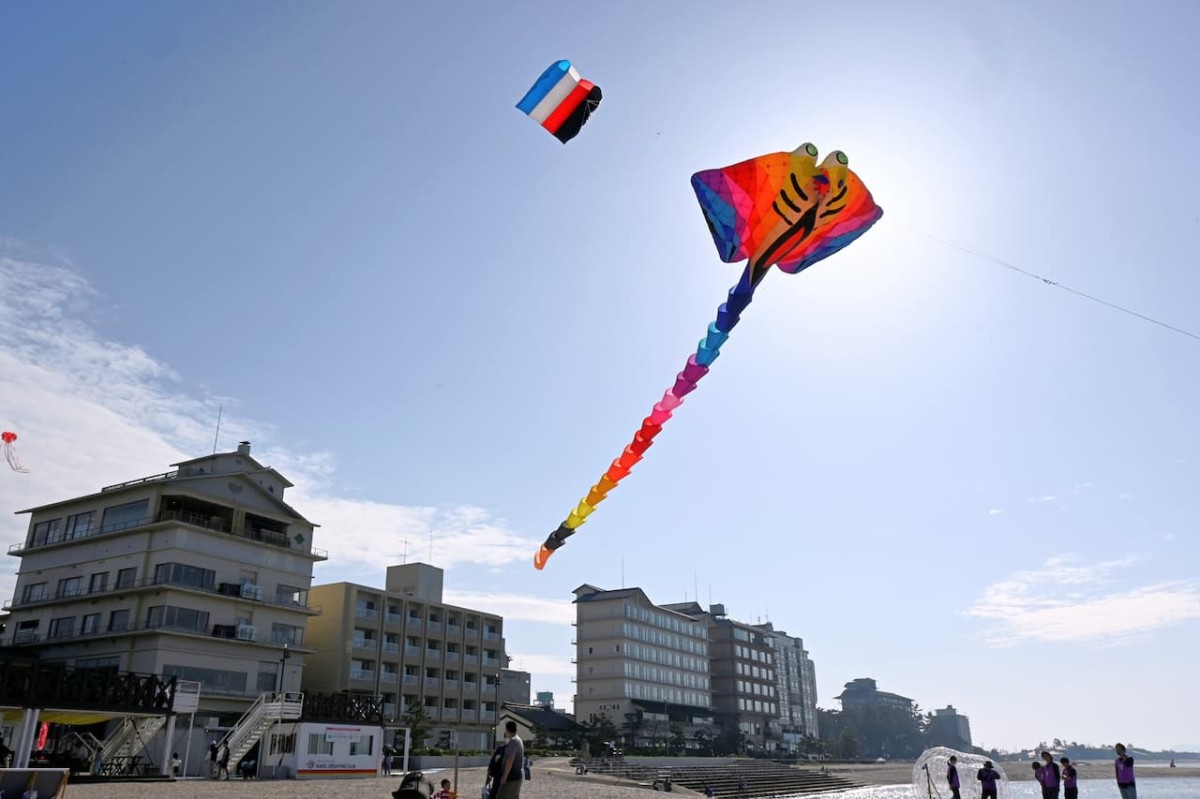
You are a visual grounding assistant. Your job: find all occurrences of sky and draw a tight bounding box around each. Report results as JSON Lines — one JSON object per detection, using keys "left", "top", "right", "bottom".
{"left": 1, "top": 0, "right": 1198, "bottom": 752}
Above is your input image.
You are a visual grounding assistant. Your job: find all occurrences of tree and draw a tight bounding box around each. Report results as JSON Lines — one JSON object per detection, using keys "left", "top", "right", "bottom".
{"left": 668, "top": 724, "right": 687, "bottom": 756}
{"left": 581, "top": 713, "right": 620, "bottom": 757}
{"left": 403, "top": 701, "right": 433, "bottom": 751}
{"left": 839, "top": 731, "right": 859, "bottom": 759}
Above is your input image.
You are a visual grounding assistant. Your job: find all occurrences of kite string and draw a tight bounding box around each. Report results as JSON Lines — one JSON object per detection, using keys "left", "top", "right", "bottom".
{"left": 921, "top": 231, "right": 1200, "bottom": 342}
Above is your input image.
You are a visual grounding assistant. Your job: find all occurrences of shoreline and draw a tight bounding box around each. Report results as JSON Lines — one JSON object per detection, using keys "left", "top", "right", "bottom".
{"left": 821, "top": 761, "right": 1200, "bottom": 786}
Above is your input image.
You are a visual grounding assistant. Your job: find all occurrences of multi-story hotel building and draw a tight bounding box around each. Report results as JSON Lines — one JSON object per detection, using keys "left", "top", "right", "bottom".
{"left": 666, "top": 603, "right": 778, "bottom": 751}
{"left": 573, "top": 584, "right": 712, "bottom": 746}
{"left": 303, "top": 562, "right": 504, "bottom": 750}
{"left": 755, "top": 622, "right": 819, "bottom": 746}
{"left": 1, "top": 442, "right": 324, "bottom": 718}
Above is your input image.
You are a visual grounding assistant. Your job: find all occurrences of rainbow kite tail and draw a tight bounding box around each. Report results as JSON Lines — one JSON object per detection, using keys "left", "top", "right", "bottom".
{"left": 534, "top": 264, "right": 761, "bottom": 570}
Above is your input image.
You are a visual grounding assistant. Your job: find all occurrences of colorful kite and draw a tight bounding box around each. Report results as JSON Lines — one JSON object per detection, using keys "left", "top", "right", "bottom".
{"left": 516, "top": 60, "right": 602, "bottom": 144}
{"left": 2, "top": 430, "right": 29, "bottom": 473}
{"left": 534, "top": 143, "right": 883, "bottom": 569}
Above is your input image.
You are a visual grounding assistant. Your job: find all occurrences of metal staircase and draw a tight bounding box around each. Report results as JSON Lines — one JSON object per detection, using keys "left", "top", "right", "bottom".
{"left": 63, "top": 731, "right": 104, "bottom": 765}
{"left": 100, "top": 716, "right": 167, "bottom": 763}
{"left": 221, "top": 691, "right": 304, "bottom": 767}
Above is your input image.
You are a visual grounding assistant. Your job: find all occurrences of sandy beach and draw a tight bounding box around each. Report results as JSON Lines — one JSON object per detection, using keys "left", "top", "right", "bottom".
{"left": 55, "top": 760, "right": 1200, "bottom": 798}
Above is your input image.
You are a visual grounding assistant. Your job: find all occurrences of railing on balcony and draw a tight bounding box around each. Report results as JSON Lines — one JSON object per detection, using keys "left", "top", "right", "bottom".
{"left": 9, "top": 507, "right": 328, "bottom": 560}
{"left": 406, "top": 617, "right": 422, "bottom": 631}
{"left": 441, "top": 707, "right": 459, "bottom": 721}
{"left": 465, "top": 627, "right": 480, "bottom": 638}
{"left": 483, "top": 658, "right": 500, "bottom": 668}
{"left": 426, "top": 621, "right": 443, "bottom": 633}
{"left": 4, "top": 574, "right": 321, "bottom": 614}
{"left": 444, "top": 679, "right": 459, "bottom": 690}
{"left": 352, "top": 638, "right": 375, "bottom": 650}
{"left": 403, "top": 674, "right": 418, "bottom": 685}
{"left": 381, "top": 673, "right": 398, "bottom": 684}
{"left": 350, "top": 669, "right": 375, "bottom": 681}
{"left": 423, "top": 707, "right": 440, "bottom": 721}
{"left": 382, "top": 642, "right": 401, "bottom": 654}
{"left": 385, "top": 613, "right": 403, "bottom": 625}
{"left": 484, "top": 631, "right": 501, "bottom": 641}
{"left": 424, "top": 677, "right": 440, "bottom": 689}
{"left": 445, "top": 651, "right": 459, "bottom": 663}
{"left": 356, "top": 608, "right": 379, "bottom": 620}
{"left": 6, "top": 617, "right": 312, "bottom": 649}
{"left": 464, "top": 654, "right": 478, "bottom": 665}
{"left": 405, "top": 645, "right": 422, "bottom": 657}
{"left": 461, "top": 710, "right": 477, "bottom": 722}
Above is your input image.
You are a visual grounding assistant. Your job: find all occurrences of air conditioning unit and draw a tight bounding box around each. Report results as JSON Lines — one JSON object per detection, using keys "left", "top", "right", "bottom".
{"left": 240, "top": 583, "right": 263, "bottom": 601}
{"left": 236, "top": 625, "right": 258, "bottom": 641}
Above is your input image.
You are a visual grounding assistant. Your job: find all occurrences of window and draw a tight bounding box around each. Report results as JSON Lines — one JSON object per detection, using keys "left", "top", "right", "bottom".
{"left": 271, "top": 623, "right": 300, "bottom": 645}
{"left": 76, "top": 656, "right": 119, "bottom": 670}
{"left": 48, "top": 617, "right": 75, "bottom": 639}
{"left": 81, "top": 613, "right": 102, "bottom": 635}
{"left": 349, "top": 735, "right": 373, "bottom": 756}
{"left": 109, "top": 609, "right": 130, "bottom": 631}
{"left": 21, "top": 582, "right": 47, "bottom": 603}
{"left": 163, "top": 664, "right": 248, "bottom": 695}
{"left": 116, "top": 567, "right": 137, "bottom": 588}
{"left": 65, "top": 512, "right": 94, "bottom": 540}
{"left": 100, "top": 500, "right": 149, "bottom": 532}
{"left": 30, "top": 518, "right": 61, "bottom": 546}
{"left": 257, "top": 671, "right": 278, "bottom": 692}
{"left": 147, "top": 605, "right": 209, "bottom": 632}
{"left": 269, "top": 733, "right": 296, "bottom": 756}
{"left": 307, "top": 733, "right": 333, "bottom": 756}
{"left": 153, "top": 563, "right": 215, "bottom": 590}
{"left": 89, "top": 572, "right": 108, "bottom": 593}
{"left": 57, "top": 576, "right": 83, "bottom": 598}
{"left": 276, "top": 584, "right": 307, "bottom": 606}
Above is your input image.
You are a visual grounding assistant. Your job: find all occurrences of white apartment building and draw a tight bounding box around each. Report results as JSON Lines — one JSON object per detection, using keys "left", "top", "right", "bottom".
{"left": 573, "top": 584, "right": 712, "bottom": 745}
{"left": 1, "top": 442, "right": 325, "bottom": 718}
{"left": 304, "top": 563, "right": 505, "bottom": 751}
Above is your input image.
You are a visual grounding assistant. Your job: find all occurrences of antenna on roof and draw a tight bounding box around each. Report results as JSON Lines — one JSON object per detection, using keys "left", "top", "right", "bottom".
{"left": 212, "top": 404, "right": 223, "bottom": 454}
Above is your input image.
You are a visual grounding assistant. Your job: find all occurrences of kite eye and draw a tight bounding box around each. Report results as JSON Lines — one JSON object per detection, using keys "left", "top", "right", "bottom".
{"left": 834, "top": 150, "right": 848, "bottom": 166}
{"left": 802, "top": 143, "right": 818, "bottom": 157}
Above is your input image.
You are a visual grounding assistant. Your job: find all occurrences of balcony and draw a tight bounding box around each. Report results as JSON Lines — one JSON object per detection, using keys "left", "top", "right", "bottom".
{"left": 350, "top": 669, "right": 375, "bottom": 682}
{"left": 463, "top": 681, "right": 478, "bottom": 692}
{"left": 352, "top": 638, "right": 376, "bottom": 651}
{"left": 425, "top": 649, "right": 441, "bottom": 660}
{"left": 356, "top": 608, "right": 379, "bottom": 621}
{"left": 426, "top": 621, "right": 443, "bottom": 634}
{"left": 381, "top": 673, "right": 398, "bottom": 684}
{"left": 6, "top": 575, "right": 322, "bottom": 614}
{"left": 441, "top": 707, "right": 459, "bottom": 721}
{"left": 405, "top": 645, "right": 422, "bottom": 657}
{"left": 406, "top": 618, "right": 422, "bottom": 631}
{"left": 463, "top": 654, "right": 478, "bottom": 665}
{"left": 483, "top": 631, "right": 501, "bottom": 641}
{"left": 465, "top": 627, "right": 480, "bottom": 639}
{"left": 461, "top": 710, "right": 477, "bottom": 722}
{"left": 444, "top": 679, "right": 459, "bottom": 691}
{"left": 403, "top": 674, "right": 418, "bottom": 685}
{"left": 423, "top": 707, "right": 440, "bottom": 721}
{"left": 383, "top": 642, "right": 401, "bottom": 654}
{"left": 8, "top": 506, "right": 328, "bottom": 560}
{"left": 483, "top": 658, "right": 500, "bottom": 668}
{"left": 482, "top": 684, "right": 496, "bottom": 694}
{"left": 445, "top": 651, "right": 459, "bottom": 663}
{"left": 424, "top": 677, "right": 441, "bottom": 689}
{"left": 385, "top": 613, "right": 403, "bottom": 625}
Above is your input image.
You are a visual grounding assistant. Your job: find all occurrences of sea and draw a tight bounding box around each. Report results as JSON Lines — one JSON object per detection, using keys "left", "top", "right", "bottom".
{"left": 791, "top": 778, "right": 1200, "bottom": 799}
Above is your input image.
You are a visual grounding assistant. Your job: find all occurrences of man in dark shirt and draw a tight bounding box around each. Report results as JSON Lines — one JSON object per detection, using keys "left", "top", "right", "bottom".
{"left": 976, "top": 760, "right": 1000, "bottom": 799}
{"left": 946, "top": 755, "right": 962, "bottom": 799}
{"left": 1114, "top": 742, "right": 1137, "bottom": 799}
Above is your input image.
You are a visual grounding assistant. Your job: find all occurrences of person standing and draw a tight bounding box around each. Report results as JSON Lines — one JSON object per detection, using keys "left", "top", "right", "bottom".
{"left": 947, "top": 755, "right": 962, "bottom": 799}
{"left": 170, "top": 752, "right": 182, "bottom": 777}
{"left": 1114, "top": 743, "right": 1137, "bottom": 799}
{"left": 1033, "top": 751, "right": 1060, "bottom": 799}
{"left": 1060, "top": 757, "right": 1078, "bottom": 799}
{"left": 976, "top": 760, "right": 1000, "bottom": 799}
{"left": 217, "top": 741, "right": 231, "bottom": 780}
{"left": 498, "top": 721, "right": 524, "bottom": 799}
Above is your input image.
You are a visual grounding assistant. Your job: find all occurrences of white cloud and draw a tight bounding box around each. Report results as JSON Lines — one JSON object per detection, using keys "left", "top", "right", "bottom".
{"left": 988, "top": 508, "right": 1003, "bottom": 516}
{"left": 0, "top": 251, "right": 536, "bottom": 604}
{"left": 503, "top": 653, "right": 575, "bottom": 677}
{"left": 443, "top": 591, "right": 573, "bottom": 626}
{"left": 965, "top": 554, "right": 1200, "bottom": 646}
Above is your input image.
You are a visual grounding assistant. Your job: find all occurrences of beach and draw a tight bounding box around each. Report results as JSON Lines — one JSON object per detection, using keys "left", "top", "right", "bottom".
{"left": 56, "top": 759, "right": 1200, "bottom": 799}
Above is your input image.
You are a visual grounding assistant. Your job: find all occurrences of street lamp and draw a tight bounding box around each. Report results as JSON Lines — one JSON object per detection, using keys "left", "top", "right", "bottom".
{"left": 277, "top": 643, "right": 291, "bottom": 693}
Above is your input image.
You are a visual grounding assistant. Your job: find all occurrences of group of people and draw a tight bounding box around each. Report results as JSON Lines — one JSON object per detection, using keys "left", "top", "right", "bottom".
{"left": 943, "top": 743, "right": 1139, "bottom": 799}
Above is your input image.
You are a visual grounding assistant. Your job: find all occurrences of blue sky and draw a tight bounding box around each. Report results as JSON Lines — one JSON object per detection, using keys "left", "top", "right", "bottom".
{"left": 2, "top": 1, "right": 1198, "bottom": 751}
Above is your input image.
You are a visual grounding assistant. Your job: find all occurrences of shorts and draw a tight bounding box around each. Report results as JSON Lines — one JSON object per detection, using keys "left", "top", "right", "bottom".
{"left": 498, "top": 779, "right": 522, "bottom": 799}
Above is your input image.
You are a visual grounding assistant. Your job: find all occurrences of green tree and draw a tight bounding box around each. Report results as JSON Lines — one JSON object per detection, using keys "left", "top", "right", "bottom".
{"left": 668, "top": 724, "right": 687, "bottom": 756}
{"left": 403, "top": 701, "right": 433, "bottom": 751}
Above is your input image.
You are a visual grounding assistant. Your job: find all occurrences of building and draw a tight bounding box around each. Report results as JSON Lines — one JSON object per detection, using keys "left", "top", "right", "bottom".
{"left": 535, "top": 691, "right": 555, "bottom": 709}
{"left": 304, "top": 562, "right": 505, "bottom": 751}
{"left": 666, "top": 603, "right": 778, "bottom": 752}
{"left": 498, "top": 668, "right": 531, "bottom": 707}
{"left": 929, "top": 705, "right": 972, "bottom": 749}
{"left": 498, "top": 703, "right": 583, "bottom": 750}
{"left": 573, "top": 584, "right": 712, "bottom": 748}
{"left": 754, "top": 622, "right": 819, "bottom": 748}
{"left": 1, "top": 441, "right": 324, "bottom": 720}
{"left": 836, "top": 678, "right": 914, "bottom": 712}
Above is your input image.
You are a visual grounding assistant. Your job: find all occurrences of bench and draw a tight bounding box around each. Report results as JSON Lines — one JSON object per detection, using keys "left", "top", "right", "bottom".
{"left": 0, "top": 768, "right": 71, "bottom": 799}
